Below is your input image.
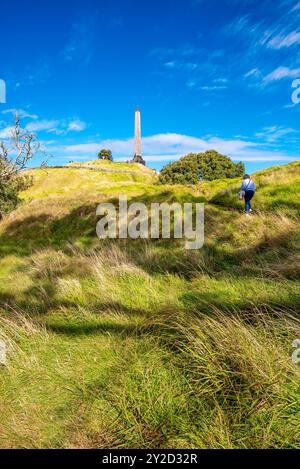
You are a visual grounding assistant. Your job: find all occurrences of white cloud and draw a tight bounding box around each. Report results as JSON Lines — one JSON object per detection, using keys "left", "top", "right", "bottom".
{"left": 186, "top": 80, "right": 228, "bottom": 91}
{"left": 25, "top": 118, "right": 87, "bottom": 135}
{"left": 1, "top": 108, "right": 38, "bottom": 119}
{"left": 53, "top": 132, "right": 297, "bottom": 163}
{"left": 164, "top": 61, "right": 176, "bottom": 68}
{"left": 26, "top": 120, "right": 60, "bottom": 132}
{"left": 267, "top": 31, "right": 300, "bottom": 49}
{"left": 200, "top": 85, "right": 227, "bottom": 91}
{"left": 244, "top": 68, "right": 261, "bottom": 78}
{"left": 263, "top": 66, "right": 300, "bottom": 83}
{"left": 213, "top": 78, "right": 228, "bottom": 84}
{"left": 164, "top": 61, "right": 198, "bottom": 71}
{"left": 67, "top": 120, "right": 87, "bottom": 132}
{"left": 255, "top": 125, "right": 296, "bottom": 142}
{"left": 0, "top": 126, "right": 13, "bottom": 139}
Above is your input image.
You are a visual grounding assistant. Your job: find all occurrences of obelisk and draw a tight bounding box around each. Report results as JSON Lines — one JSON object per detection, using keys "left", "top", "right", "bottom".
{"left": 132, "top": 107, "right": 145, "bottom": 165}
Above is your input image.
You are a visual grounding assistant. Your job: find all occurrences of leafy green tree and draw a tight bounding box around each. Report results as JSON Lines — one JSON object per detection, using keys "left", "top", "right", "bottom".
{"left": 159, "top": 150, "right": 244, "bottom": 185}
{"left": 98, "top": 149, "right": 113, "bottom": 161}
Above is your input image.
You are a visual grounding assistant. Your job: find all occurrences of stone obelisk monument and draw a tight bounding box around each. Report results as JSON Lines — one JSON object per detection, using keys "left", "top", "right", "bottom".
{"left": 132, "top": 107, "right": 145, "bottom": 165}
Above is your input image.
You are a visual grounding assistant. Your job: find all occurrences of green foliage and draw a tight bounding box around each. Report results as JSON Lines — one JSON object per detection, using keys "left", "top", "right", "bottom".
{"left": 159, "top": 150, "right": 245, "bottom": 185}
{"left": 98, "top": 149, "right": 113, "bottom": 161}
{"left": 0, "top": 173, "right": 33, "bottom": 218}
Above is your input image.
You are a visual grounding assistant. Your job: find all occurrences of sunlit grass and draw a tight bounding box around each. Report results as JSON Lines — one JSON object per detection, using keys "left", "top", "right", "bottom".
{"left": 0, "top": 160, "right": 299, "bottom": 448}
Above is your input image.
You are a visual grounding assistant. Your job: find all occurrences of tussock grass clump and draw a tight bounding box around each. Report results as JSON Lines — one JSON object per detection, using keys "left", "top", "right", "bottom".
{"left": 149, "top": 308, "right": 300, "bottom": 448}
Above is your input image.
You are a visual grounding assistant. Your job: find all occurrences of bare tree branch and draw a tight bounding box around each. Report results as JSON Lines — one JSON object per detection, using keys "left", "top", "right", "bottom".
{"left": 0, "top": 112, "right": 48, "bottom": 179}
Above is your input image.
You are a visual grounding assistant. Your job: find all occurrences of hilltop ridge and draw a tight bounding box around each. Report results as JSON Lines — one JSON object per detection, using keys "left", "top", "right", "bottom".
{"left": 65, "top": 159, "right": 156, "bottom": 174}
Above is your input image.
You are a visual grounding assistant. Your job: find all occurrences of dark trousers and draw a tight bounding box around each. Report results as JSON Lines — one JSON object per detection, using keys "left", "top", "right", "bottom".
{"left": 245, "top": 190, "right": 255, "bottom": 211}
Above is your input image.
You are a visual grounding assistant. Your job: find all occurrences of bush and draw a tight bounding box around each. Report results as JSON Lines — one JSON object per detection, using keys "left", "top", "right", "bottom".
{"left": 159, "top": 150, "right": 244, "bottom": 185}
{"left": 0, "top": 174, "right": 33, "bottom": 218}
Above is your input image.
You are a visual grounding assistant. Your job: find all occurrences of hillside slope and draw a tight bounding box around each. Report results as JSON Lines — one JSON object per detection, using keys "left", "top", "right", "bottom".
{"left": 200, "top": 161, "right": 300, "bottom": 217}
{"left": 0, "top": 161, "right": 299, "bottom": 448}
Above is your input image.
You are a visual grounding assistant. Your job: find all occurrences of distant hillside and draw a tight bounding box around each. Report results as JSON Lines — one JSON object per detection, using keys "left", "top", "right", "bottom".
{"left": 22, "top": 161, "right": 157, "bottom": 202}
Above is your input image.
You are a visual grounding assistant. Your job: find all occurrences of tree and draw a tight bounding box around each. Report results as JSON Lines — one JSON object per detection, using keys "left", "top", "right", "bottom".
{"left": 0, "top": 113, "right": 45, "bottom": 217}
{"left": 98, "top": 149, "right": 113, "bottom": 161}
{"left": 0, "top": 173, "right": 32, "bottom": 218}
{"left": 0, "top": 113, "right": 43, "bottom": 179}
{"left": 159, "top": 150, "right": 245, "bottom": 185}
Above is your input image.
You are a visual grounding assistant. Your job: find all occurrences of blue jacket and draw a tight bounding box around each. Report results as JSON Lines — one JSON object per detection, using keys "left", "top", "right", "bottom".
{"left": 241, "top": 178, "right": 256, "bottom": 192}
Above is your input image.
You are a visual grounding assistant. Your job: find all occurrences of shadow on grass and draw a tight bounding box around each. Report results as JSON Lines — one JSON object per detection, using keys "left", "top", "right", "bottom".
{"left": 0, "top": 193, "right": 298, "bottom": 282}
{"left": 45, "top": 321, "right": 142, "bottom": 337}
{"left": 179, "top": 289, "right": 300, "bottom": 316}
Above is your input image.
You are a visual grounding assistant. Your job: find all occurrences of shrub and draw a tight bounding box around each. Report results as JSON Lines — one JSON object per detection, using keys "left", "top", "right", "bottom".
{"left": 0, "top": 173, "right": 33, "bottom": 218}
{"left": 159, "top": 150, "right": 244, "bottom": 185}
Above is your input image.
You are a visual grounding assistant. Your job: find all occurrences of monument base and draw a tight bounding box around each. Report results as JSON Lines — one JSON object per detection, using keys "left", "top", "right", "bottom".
{"left": 131, "top": 154, "right": 146, "bottom": 165}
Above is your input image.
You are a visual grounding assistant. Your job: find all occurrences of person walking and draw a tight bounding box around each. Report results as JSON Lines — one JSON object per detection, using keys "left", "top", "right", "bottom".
{"left": 239, "top": 174, "right": 256, "bottom": 214}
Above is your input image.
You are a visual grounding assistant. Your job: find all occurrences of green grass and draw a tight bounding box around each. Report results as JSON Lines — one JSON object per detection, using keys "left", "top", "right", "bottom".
{"left": 0, "top": 161, "right": 299, "bottom": 448}
{"left": 205, "top": 161, "right": 300, "bottom": 217}
{"left": 67, "top": 158, "right": 156, "bottom": 174}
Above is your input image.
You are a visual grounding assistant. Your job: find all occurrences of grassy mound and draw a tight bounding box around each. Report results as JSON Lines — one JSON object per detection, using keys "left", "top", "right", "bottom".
{"left": 0, "top": 161, "right": 299, "bottom": 448}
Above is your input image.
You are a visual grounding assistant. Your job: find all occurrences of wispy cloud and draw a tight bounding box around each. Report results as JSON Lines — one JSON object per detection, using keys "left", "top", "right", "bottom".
{"left": 224, "top": 3, "right": 300, "bottom": 90}
{"left": 1, "top": 108, "right": 38, "bottom": 119}
{"left": 200, "top": 85, "right": 227, "bottom": 91}
{"left": 0, "top": 126, "right": 12, "bottom": 139}
{"left": 292, "top": 1, "right": 300, "bottom": 11}
{"left": 255, "top": 125, "right": 297, "bottom": 142}
{"left": 226, "top": 4, "right": 300, "bottom": 51}
{"left": 25, "top": 120, "right": 59, "bottom": 133}
{"left": 244, "top": 68, "right": 261, "bottom": 78}
{"left": 62, "top": 13, "right": 97, "bottom": 64}
{"left": 67, "top": 120, "right": 87, "bottom": 132}
{"left": 267, "top": 31, "right": 300, "bottom": 49}
{"left": 186, "top": 77, "right": 228, "bottom": 91}
{"left": 164, "top": 61, "right": 198, "bottom": 71}
{"left": 263, "top": 66, "right": 300, "bottom": 82}
{"left": 25, "top": 118, "right": 87, "bottom": 135}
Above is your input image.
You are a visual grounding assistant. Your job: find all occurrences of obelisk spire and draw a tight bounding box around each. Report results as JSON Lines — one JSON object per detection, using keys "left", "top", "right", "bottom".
{"left": 132, "top": 106, "right": 145, "bottom": 165}
{"left": 134, "top": 107, "right": 142, "bottom": 157}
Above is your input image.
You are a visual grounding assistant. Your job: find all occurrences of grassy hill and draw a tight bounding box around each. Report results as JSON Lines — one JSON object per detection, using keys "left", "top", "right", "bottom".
{"left": 0, "top": 160, "right": 299, "bottom": 448}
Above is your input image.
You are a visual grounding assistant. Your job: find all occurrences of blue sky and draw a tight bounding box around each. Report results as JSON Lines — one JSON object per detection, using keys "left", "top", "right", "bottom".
{"left": 0, "top": 0, "right": 299, "bottom": 172}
